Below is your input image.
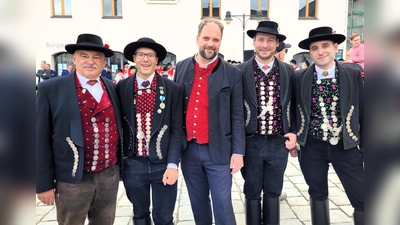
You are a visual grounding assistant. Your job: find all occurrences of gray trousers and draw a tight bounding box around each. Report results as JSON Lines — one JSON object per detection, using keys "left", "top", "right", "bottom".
{"left": 55, "top": 165, "right": 120, "bottom": 225}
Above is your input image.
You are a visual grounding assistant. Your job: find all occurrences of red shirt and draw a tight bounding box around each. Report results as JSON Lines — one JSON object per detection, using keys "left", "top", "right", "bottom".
{"left": 186, "top": 58, "right": 219, "bottom": 144}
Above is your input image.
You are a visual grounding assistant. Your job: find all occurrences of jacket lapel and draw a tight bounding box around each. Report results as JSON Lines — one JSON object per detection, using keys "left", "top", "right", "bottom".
{"left": 337, "top": 61, "right": 351, "bottom": 117}
{"left": 124, "top": 76, "right": 136, "bottom": 128}
{"left": 68, "top": 73, "right": 84, "bottom": 147}
{"left": 277, "top": 58, "right": 289, "bottom": 105}
{"left": 244, "top": 56, "right": 258, "bottom": 106}
{"left": 301, "top": 65, "right": 315, "bottom": 119}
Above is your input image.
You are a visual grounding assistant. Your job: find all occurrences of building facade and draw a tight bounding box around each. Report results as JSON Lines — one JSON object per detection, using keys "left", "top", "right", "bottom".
{"left": 37, "top": 0, "right": 351, "bottom": 75}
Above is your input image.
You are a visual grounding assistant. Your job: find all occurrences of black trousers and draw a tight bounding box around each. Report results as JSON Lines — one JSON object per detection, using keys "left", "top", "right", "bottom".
{"left": 299, "top": 136, "right": 364, "bottom": 211}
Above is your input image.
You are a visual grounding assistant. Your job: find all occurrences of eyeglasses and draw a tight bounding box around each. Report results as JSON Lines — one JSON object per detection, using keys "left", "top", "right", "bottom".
{"left": 134, "top": 52, "right": 157, "bottom": 60}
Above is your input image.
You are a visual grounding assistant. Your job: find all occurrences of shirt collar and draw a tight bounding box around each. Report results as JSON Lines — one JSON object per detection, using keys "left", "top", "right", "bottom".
{"left": 194, "top": 54, "right": 218, "bottom": 68}
{"left": 315, "top": 63, "right": 336, "bottom": 80}
{"left": 255, "top": 58, "right": 275, "bottom": 73}
{"left": 136, "top": 73, "right": 155, "bottom": 89}
{"left": 76, "top": 73, "right": 100, "bottom": 86}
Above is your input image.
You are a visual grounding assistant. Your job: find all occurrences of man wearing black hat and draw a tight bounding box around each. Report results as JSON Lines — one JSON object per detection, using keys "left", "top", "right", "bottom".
{"left": 293, "top": 26, "right": 364, "bottom": 225}
{"left": 116, "top": 37, "right": 183, "bottom": 225}
{"left": 174, "top": 18, "right": 245, "bottom": 225}
{"left": 236, "top": 20, "right": 297, "bottom": 225}
{"left": 275, "top": 41, "right": 291, "bottom": 62}
{"left": 36, "top": 33, "right": 123, "bottom": 225}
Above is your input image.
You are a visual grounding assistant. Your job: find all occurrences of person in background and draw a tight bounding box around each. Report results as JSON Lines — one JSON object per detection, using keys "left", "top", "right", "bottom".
{"left": 122, "top": 62, "right": 132, "bottom": 77}
{"left": 36, "top": 63, "right": 51, "bottom": 84}
{"left": 113, "top": 69, "right": 124, "bottom": 84}
{"left": 166, "top": 63, "right": 175, "bottom": 80}
{"left": 162, "top": 66, "right": 169, "bottom": 78}
{"left": 129, "top": 65, "right": 137, "bottom": 76}
{"left": 294, "top": 26, "right": 364, "bottom": 225}
{"left": 290, "top": 59, "right": 299, "bottom": 70}
{"left": 46, "top": 64, "right": 56, "bottom": 78}
{"left": 101, "top": 66, "right": 112, "bottom": 80}
{"left": 275, "top": 41, "right": 291, "bottom": 62}
{"left": 117, "top": 37, "right": 183, "bottom": 225}
{"left": 237, "top": 20, "right": 296, "bottom": 225}
{"left": 61, "top": 64, "right": 74, "bottom": 76}
{"left": 36, "top": 33, "right": 123, "bottom": 225}
{"left": 155, "top": 64, "right": 163, "bottom": 74}
{"left": 346, "top": 33, "right": 364, "bottom": 69}
{"left": 174, "top": 18, "right": 245, "bottom": 225}
{"left": 302, "top": 58, "right": 310, "bottom": 69}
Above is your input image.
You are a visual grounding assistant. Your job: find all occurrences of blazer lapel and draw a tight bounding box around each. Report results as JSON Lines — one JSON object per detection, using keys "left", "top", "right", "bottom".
{"left": 124, "top": 76, "right": 136, "bottom": 128}
{"left": 301, "top": 65, "right": 315, "bottom": 119}
{"left": 68, "top": 73, "right": 84, "bottom": 147}
{"left": 337, "top": 62, "right": 351, "bottom": 117}
{"left": 244, "top": 56, "right": 258, "bottom": 106}
{"left": 277, "top": 58, "right": 289, "bottom": 105}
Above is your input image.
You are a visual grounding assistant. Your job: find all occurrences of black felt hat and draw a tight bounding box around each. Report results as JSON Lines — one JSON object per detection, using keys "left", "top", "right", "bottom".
{"left": 247, "top": 21, "right": 286, "bottom": 41}
{"left": 65, "top": 33, "right": 114, "bottom": 57}
{"left": 275, "top": 41, "right": 291, "bottom": 53}
{"left": 124, "top": 37, "right": 167, "bottom": 62}
{"left": 298, "top": 26, "right": 346, "bottom": 50}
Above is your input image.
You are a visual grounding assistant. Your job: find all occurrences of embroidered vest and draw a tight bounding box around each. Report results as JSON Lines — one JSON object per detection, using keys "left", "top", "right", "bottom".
{"left": 253, "top": 60, "right": 283, "bottom": 135}
{"left": 75, "top": 76, "right": 119, "bottom": 172}
{"left": 135, "top": 75, "right": 158, "bottom": 156}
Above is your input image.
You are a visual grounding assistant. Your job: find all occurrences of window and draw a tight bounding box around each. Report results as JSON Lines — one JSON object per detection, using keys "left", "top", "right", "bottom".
{"left": 299, "top": 0, "right": 317, "bottom": 18}
{"left": 53, "top": 52, "right": 74, "bottom": 76}
{"left": 52, "top": 0, "right": 72, "bottom": 17}
{"left": 202, "top": 0, "right": 220, "bottom": 18}
{"left": 251, "top": 0, "right": 268, "bottom": 18}
{"left": 103, "top": 0, "right": 122, "bottom": 17}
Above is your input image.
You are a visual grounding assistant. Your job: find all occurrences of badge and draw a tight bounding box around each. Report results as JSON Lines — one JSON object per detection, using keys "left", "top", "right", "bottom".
{"left": 160, "top": 102, "right": 165, "bottom": 109}
{"left": 157, "top": 109, "right": 162, "bottom": 114}
{"left": 329, "top": 137, "right": 338, "bottom": 145}
{"left": 137, "top": 131, "right": 144, "bottom": 139}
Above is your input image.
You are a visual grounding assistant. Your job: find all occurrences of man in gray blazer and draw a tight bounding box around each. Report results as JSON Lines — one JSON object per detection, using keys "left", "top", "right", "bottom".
{"left": 174, "top": 18, "right": 245, "bottom": 225}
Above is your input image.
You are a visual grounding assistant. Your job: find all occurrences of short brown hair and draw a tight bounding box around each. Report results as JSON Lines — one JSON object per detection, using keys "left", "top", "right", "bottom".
{"left": 198, "top": 18, "right": 224, "bottom": 37}
{"left": 350, "top": 33, "right": 360, "bottom": 41}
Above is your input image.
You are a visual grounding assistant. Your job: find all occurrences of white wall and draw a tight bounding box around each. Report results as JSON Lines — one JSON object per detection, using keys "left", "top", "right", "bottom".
{"left": 36, "top": 0, "right": 349, "bottom": 68}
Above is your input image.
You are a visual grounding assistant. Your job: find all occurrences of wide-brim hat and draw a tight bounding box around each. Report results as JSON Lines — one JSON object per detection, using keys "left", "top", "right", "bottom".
{"left": 298, "top": 26, "right": 346, "bottom": 50}
{"left": 124, "top": 37, "right": 167, "bottom": 62}
{"left": 247, "top": 21, "right": 286, "bottom": 41}
{"left": 65, "top": 33, "right": 114, "bottom": 58}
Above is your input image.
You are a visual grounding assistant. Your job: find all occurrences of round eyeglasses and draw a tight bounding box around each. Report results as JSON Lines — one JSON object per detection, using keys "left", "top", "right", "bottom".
{"left": 134, "top": 52, "right": 157, "bottom": 60}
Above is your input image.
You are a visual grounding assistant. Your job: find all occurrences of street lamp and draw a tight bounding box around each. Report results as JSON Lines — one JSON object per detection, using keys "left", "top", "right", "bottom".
{"left": 224, "top": 10, "right": 264, "bottom": 61}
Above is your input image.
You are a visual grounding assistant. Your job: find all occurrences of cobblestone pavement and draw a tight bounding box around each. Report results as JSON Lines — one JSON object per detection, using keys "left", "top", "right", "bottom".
{"left": 36, "top": 156, "right": 354, "bottom": 225}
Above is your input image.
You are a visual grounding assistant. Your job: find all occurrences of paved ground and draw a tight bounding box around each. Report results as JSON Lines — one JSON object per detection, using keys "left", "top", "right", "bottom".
{"left": 36, "top": 156, "right": 354, "bottom": 225}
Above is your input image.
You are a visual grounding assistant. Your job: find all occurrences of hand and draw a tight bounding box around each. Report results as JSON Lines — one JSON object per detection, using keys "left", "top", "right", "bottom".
{"left": 162, "top": 168, "right": 179, "bottom": 185}
{"left": 284, "top": 133, "right": 297, "bottom": 150}
{"left": 37, "top": 189, "right": 55, "bottom": 206}
{"left": 230, "top": 155, "right": 243, "bottom": 174}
